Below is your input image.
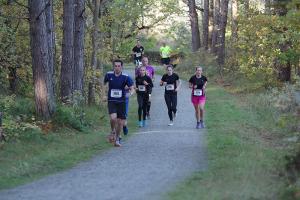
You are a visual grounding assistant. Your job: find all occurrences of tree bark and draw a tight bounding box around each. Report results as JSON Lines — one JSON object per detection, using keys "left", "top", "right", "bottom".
{"left": 60, "top": 0, "right": 74, "bottom": 102}
{"left": 73, "top": 0, "right": 85, "bottom": 93}
{"left": 203, "top": 0, "right": 209, "bottom": 50}
{"left": 217, "top": 0, "right": 229, "bottom": 67}
{"left": 208, "top": 0, "right": 214, "bottom": 49}
{"left": 188, "top": 0, "right": 201, "bottom": 52}
{"left": 231, "top": 0, "right": 238, "bottom": 42}
{"left": 28, "top": 0, "right": 55, "bottom": 120}
{"left": 211, "top": 0, "right": 220, "bottom": 53}
{"left": 88, "top": 0, "right": 100, "bottom": 105}
{"left": 45, "top": 0, "right": 55, "bottom": 107}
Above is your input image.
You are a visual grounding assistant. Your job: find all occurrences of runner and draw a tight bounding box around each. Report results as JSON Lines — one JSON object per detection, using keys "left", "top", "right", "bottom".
{"left": 104, "top": 59, "right": 134, "bottom": 147}
{"left": 189, "top": 66, "right": 207, "bottom": 129}
{"left": 135, "top": 66, "right": 153, "bottom": 127}
{"left": 160, "top": 65, "right": 180, "bottom": 126}
{"left": 160, "top": 42, "right": 171, "bottom": 68}
{"left": 141, "top": 56, "right": 155, "bottom": 119}
{"left": 132, "top": 40, "right": 144, "bottom": 67}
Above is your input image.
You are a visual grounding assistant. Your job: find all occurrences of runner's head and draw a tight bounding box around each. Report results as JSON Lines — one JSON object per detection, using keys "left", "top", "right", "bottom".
{"left": 195, "top": 66, "right": 203, "bottom": 76}
{"left": 136, "top": 40, "right": 141, "bottom": 47}
{"left": 139, "top": 66, "right": 146, "bottom": 76}
{"left": 142, "top": 57, "right": 149, "bottom": 66}
{"left": 113, "top": 59, "right": 123, "bottom": 74}
{"left": 166, "top": 65, "right": 173, "bottom": 76}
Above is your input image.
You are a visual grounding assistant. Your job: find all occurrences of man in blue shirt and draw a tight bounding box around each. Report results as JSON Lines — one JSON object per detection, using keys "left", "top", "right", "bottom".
{"left": 104, "top": 59, "right": 134, "bottom": 147}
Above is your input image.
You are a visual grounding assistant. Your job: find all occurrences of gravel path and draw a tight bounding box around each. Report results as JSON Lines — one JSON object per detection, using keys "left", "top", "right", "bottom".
{"left": 0, "top": 69, "right": 207, "bottom": 200}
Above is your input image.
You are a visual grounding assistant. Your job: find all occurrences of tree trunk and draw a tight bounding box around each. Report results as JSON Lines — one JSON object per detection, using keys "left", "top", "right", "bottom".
{"left": 203, "top": 0, "right": 209, "bottom": 50}
{"left": 73, "top": 0, "right": 85, "bottom": 93}
{"left": 8, "top": 67, "right": 17, "bottom": 93}
{"left": 88, "top": 0, "right": 100, "bottom": 105}
{"left": 45, "top": 0, "right": 55, "bottom": 107}
{"left": 211, "top": 0, "right": 220, "bottom": 53}
{"left": 231, "top": 0, "right": 238, "bottom": 42}
{"left": 265, "top": 0, "right": 271, "bottom": 14}
{"left": 60, "top": 0, "right": 74, "bottom": 102}
{"left": 0, "top": 112, "right": 5, "bottom": 141}
{"left": 28, "top": 0, "right": 55, "bottom": 120}
{"left": 217, "top": 0, "right": 229, "bottom": 67}
{"left": 188, "top": 0, "right": 201, "bottom": 52}
{"left": 208, "top": 0, "right": 214, "bottom": 49}
{"left": 244, "top": 0, "right": 249, "bottom": 14}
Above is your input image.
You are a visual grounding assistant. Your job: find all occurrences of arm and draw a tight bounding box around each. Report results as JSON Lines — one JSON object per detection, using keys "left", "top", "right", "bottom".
{"left": 175, "top": 79, "right": 181, "bottom": 92}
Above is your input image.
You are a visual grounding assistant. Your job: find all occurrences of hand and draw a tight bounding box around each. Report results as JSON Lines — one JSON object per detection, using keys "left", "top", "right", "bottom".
{"left": 175, "top": 87, "right": 179, "bottom": 92}
{"left": 143, "top": 80, "right": 148, "bottom": 85}
{"left": 194, "top": 85, "right": 197, "bottom": 89}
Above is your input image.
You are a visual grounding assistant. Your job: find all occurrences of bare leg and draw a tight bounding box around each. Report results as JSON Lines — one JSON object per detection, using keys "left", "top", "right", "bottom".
{"left": 199, "top": 103, "right": 205, "bottom": 121}
{"left": 193, "top": 104, "right": 201, "bottom": 122}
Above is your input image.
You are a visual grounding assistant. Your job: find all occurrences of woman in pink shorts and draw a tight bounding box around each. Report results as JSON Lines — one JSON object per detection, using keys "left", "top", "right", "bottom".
{"left": 189, "top": 66, "right": 207, "bottom": 129}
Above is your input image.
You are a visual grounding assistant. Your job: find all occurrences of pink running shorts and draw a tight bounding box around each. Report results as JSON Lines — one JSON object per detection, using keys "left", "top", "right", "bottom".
{"left": 191, "top": 95, "right": 206, "bottom": 105}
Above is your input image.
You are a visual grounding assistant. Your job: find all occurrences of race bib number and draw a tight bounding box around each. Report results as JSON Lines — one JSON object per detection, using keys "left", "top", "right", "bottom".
{"left": 138, "top": 85, "right": 146, "bottom": 91}
{"left": 166, "top": 84, "right": 174, "bottom": 91}
{"left": 110, "top": 89, "right": 122, "bottom": 98}
{"left": 136, "top": 53, "right": 141, "bottom": 57}
{"left": 193, "top": 89, "right": 203, "bottom": 96}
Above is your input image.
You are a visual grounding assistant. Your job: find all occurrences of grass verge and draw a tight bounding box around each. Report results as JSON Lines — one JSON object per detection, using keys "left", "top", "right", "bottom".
{"left": 0, "top": 99, "right": 138, "bottom": 190}
{"left": 167, "top": 83, "right": 288, "bottom": 199}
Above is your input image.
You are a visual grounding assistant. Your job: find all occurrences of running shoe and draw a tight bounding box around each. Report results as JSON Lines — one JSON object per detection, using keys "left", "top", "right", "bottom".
{"left": 114, "top": 140, "right": 121, "bottom": 147}
{"left": 123, "top": 126, "right": 128, "bottom": 135}
{"left": 200, "top": 121, "right": 205, "bottom": 128}
{"left": 138, "top": 121, "right": 143, "bottom": 127}
{"left": 196, "top": 122, "right": 201, "bottom": 129}
{"left": 168, "top": 121, "right": 174, "bottom": 126}
{"left": 142, "top": 120, "right": 146, "bottom": 127}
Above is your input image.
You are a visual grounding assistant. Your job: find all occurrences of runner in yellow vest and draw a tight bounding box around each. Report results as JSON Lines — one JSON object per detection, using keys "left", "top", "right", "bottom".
{"left": 160, "top": 42, "right": 171, "bottom": 68}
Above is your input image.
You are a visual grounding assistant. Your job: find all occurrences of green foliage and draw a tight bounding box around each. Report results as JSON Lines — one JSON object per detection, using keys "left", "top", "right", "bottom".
{"left": 227, "top": 0, "right": 300, "bottom": 86}
{"left": 0, "top": 95, "right": 41, "bottom": 141}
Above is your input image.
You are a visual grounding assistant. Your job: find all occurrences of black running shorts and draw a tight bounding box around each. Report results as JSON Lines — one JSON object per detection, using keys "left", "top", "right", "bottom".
{"left": 161, "top": 57, "right": 170, "bottom": 65}
{"left": 108, "top": 101, "right": 126, "bottom": 119}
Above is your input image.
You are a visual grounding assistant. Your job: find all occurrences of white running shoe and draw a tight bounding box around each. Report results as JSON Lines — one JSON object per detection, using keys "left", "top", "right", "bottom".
{"left": 168, "top": 121, "right": 174, "bottom": 126}
{"left": 114, "top": 140, "right": 121, "bottom": 147}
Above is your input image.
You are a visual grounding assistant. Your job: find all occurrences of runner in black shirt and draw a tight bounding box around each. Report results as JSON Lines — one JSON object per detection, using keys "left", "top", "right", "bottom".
{"left": 132, "top": 40, "right": 144, "bottom": 67}
{"left": 189, "top": 66, "right": 207, "bottom": 129}
{"left": 160, "top": 65, "right": 181, "bottom": 126}
{"left": 135, "top": 66, "right": 153, "bottom": 127}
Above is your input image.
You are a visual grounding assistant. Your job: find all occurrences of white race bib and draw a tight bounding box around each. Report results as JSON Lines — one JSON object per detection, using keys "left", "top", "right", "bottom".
{"left": 110, "top": 89, "right": 122, "bottom": 98}
{"left": 193, "top": 89, "right": 203, "bottom": 96}
{"left": 166, "top": 84, "right": 174, "bottom": 91}
{"left": 138, "top": 85, "right": 146, "bottom": 91}
{"left": 136, "top": 53, "right": 141, "bottom": 57}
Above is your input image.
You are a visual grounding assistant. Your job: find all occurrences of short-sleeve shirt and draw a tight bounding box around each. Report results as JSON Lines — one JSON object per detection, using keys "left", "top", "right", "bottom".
{"left": 161, "top": 73, "right": 179, "bottom": 94}
{"left": 160, "top": 46, "right": 171, "bottom": 58}
{"left": 132, "top": 46, "right": 144, "bottom": 60}
{"left": 135, "top": 75, "right": 153, "bottom": 94}
{"left": 145, "top": 65, "right": 155, "bottom": 79}
{"left": 189, "top": 75, "right": 207, "bottom": 96}
{"left": 104, "top": 72, "right": 133, "bottom": 102}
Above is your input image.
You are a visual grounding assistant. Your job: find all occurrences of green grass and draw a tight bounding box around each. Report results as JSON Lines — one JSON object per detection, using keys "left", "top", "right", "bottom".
{"left": 0, "top": 100, "right": 138, "bottom": 190}
{"left": 166, "top": 84, "right": 288, "bottom": 200}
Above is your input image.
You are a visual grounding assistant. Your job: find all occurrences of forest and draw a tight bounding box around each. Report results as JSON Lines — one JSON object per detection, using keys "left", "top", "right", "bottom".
{"left": 0, "top": 0, "right": 300, "bottom": 199}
